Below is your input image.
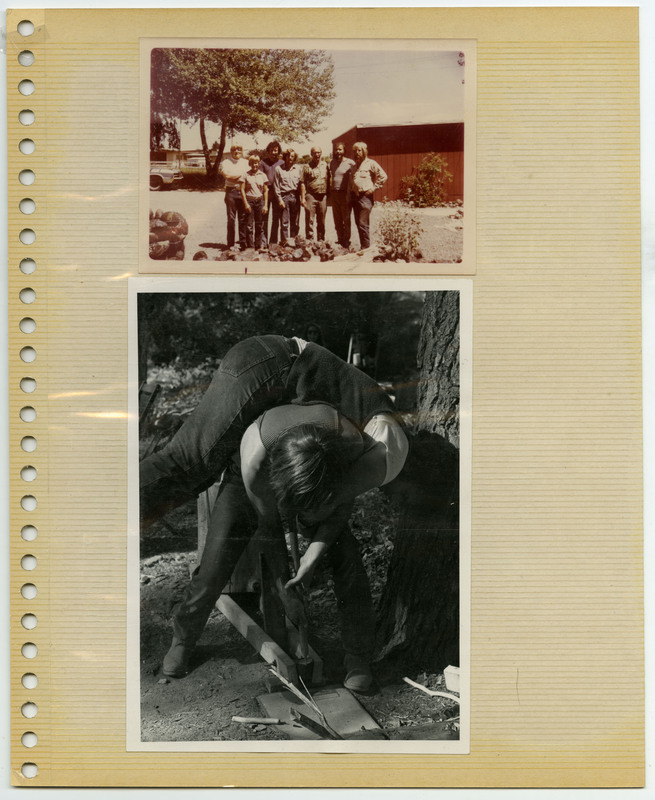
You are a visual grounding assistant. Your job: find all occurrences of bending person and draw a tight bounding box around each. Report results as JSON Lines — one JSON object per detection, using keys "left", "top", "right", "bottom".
{"left": 163, "top": 399, "right": 459, "bottom": 690}
{"left": 140, "top": 335, "right": 396, "bottom": 528}
{"left": 164, "top": 402, "right": 391, "bottom": 690}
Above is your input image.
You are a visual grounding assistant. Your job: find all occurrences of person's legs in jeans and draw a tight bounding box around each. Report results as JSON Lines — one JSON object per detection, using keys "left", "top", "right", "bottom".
{"left": 289, "top": 194, "right": 300, "bottom": 239}
{"left": 225, "top": 189, "right": 240, "bottom": 247}
{"left": 331, "top": 192, "right": 351, "bottom": 247}
{"left": 244, "top": 204, "right": 255, "bottom": 249}
{"left": 304, "top": 194, "right": 317, "bottom": 240}
{"left": 268, "top": 189, "right": 281, "bottom": 244}
{"left": 352, "top": 194, "right": 373, "bottom": 249}
{"left": 314, "top": 195, "right": 327, "bottom": 241}
{"left": 251, "top": 198, "right": 265, "bottom": 249}
{"left": 324, "top": 525, "right": 376, "bottom": 689}
{"left": 140, "top": 335, "right": 296, "bottom": 526}
{"left": 171, "top": 465, "right": 258, "bottom": 647}
{"left": 279, "top": 193, "right": 292, "bottom": 242}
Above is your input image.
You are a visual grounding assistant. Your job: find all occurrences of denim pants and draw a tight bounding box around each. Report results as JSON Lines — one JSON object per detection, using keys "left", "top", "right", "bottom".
{"left": 245, "top": 197, "right": 265, "bottom": 249}
{"left": 351, "top": 194, "right": 374, "bottom": 249}
{"left": 140, "top": 335, "right": 297, "bottom": 525}
{"left": 225, "top": 188, "right": 247, "bottom": 249}
{"left": 279, "top": 191, "right": 300, "bottom": 241}
{"left": 304, "top": 192, "right": 327, "bottom": 241}
{"left": 263, "top": 188, "right": 282, "bottom": 246}
{"left": 330, "top": 191, "right": 351, "bottom": 247}
{"left": 172, "top": 460, "right": 376, "bottom": 660}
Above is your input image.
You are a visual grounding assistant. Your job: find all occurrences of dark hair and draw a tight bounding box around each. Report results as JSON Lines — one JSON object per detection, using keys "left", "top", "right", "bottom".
{"left": 266, "top": 140, "right": 282, "bottom": 154}
{"left": 268, "top": 424, "right": 350, "bottom": 512}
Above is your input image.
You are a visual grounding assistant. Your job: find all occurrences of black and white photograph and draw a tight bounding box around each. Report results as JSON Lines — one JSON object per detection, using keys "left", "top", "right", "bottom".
{"left": 143, "top": 39, "right": 475, "bottom": 272}
{"left": 129, "top": 278, "right": 471, "bottom": 751}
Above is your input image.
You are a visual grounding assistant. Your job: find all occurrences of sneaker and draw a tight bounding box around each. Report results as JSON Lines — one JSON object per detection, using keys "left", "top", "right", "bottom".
{"left": 162, "top": 637, "right": 193, "bottom": 678}
{"left": 343, "top": 654, "right": 373, "bottom": 693}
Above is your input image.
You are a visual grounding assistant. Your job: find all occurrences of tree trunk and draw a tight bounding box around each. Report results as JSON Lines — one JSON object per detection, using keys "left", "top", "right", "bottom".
{"left": 376, "top": 291, "right": 460, "bottom": 672}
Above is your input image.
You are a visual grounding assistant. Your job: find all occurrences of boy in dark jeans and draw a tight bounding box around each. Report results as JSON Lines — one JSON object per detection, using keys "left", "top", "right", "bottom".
{"left": 240, "top": 154, "right": 269, "bottom": 249}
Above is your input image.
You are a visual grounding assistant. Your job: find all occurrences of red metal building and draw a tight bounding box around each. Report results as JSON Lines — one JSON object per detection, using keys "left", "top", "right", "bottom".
{"left": 331, "top": 121, "right": 464, "bottom": 202}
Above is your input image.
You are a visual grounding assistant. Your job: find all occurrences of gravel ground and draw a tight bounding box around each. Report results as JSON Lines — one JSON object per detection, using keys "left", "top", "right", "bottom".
{"left": 150, "top": 188, "right": 464, "bottom": 263}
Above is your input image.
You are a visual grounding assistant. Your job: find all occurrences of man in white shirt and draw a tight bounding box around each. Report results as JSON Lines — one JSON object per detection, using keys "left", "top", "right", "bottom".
{"left": 219, "top": 143, "right": 249, "bottom": 249}
{"left": 348, "top": 141, "right": 387, "bottom": 249}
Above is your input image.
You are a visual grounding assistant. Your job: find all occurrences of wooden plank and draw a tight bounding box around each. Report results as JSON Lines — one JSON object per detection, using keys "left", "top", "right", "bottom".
{"left": 216, "top": 594, "right": 298, "bottom": 684}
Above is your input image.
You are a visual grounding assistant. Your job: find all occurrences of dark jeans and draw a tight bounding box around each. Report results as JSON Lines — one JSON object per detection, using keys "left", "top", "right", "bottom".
{"left": 245, "top": 197, "right": 265, "bottom": 249}
{"left": 331, "top": 191, "right": 351, "bottom": 247}
{"left": 140, "top": 335, "right": 297, "bottom": 525}
{"left": 279, "top": 191, "right": 300, "bottom": 242}
{"left": 172, "top": 460, "right": 375, "bottom": 660}
{"left": 304, "top": 192, "right": 327, "bottom": 241}
{"left": 264, "top": 188, "right": 282, "bottom": 246}
{"left": 351, "top": 193, "right": 374, "bottom": 249}
{"left": 225, "top": 188, "right": 247, "bottom": 249}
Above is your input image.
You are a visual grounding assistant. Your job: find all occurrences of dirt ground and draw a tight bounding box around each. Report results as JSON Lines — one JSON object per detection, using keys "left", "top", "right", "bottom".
{"left": 150, "top": 187, "right": 464, "bottom": 263}
{"left": 140, "top": 498, "right": 461, "bottom": 744}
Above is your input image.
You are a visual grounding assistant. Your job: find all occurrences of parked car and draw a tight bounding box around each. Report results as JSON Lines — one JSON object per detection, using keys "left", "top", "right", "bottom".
{"left": 150, "top": 162, "right": 184, "bottom": 191}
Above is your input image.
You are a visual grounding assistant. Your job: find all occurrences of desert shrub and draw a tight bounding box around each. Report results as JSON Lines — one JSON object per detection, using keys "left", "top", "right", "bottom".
{"left": 400, "top": 152, "right": 453, "bottom": 208}
{"left": 377, "top": 201, "right": 424, "bottom": 261}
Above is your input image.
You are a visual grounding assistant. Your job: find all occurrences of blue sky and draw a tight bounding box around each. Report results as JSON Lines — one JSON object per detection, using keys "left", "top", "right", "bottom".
{"left": 179, "top": 46, "right": 466, "bottom": 156}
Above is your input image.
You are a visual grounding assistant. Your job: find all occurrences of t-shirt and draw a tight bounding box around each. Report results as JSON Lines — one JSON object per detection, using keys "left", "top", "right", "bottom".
{"left": 259, "top": 158, "right": 283, "bottom": 187}
{"left": 329, "top": 157, "right": 355, "bottom": 192}
{"left": 220, "top": 155, "right": 249, "bottom": 189}
{"left": 240, "top": 170, "right": 268, "bottom": 199}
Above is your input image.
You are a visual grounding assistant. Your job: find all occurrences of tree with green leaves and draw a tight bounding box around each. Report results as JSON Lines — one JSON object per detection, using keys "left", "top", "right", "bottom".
{"left": 150, "top": 48, "right": 335, "bottom": 177}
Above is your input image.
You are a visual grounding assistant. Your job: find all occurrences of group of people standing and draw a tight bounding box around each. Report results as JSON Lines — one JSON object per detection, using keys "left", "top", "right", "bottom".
{"left": 219, "top": 140, "right": 388, "bottom": 252}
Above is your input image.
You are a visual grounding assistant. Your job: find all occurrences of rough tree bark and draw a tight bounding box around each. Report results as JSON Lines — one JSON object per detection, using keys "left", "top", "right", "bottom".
{"left": 376, "top": 291, "right": 461, "bottom": 671}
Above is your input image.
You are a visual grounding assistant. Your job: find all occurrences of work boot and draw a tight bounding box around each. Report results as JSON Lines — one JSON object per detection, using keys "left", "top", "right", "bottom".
{"left": 162, "top": 637, "right": 194, "bottom": 678}
{"left": 343, "top": 654, "right": 373, "bottom": 693}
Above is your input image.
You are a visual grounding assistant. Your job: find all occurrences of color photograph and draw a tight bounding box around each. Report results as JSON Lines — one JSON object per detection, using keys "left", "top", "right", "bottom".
{"left": 143, "top": 40, "right": 475, "bottom": 271}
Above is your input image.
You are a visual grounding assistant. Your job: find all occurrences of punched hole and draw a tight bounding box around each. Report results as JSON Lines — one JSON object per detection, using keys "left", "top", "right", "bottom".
{"left": 20, "top": 406, "right": 36, "bottom": 422}
{"left": 21, "top": 555, "right": 37, "bottom": 571}
{"left": 21, "top": 526, "right": 37, "bottom": 542}
{"left": 20, "top": 347, "right": 36, "bottom": 363}
{"left": 20, "top": 496, "right": 37, "bottom": 512}
{"left": 22, "top": 732, "right": 38, "bottom": 748}
{"left": 19, "top": 110, "right": 35, "bottom": 126}
{"left": 21, "top": 763, "right": 38, "bottom": 779}
{"left": 18, "top": 20, "right": 35, "bottom": 36}
{"left": 21, "top": 702, "right": 38, "bottom": 718}
{"left": 19, "top": 139, "right": 35, "bottom": 155}
{"left": 21, "top": 614, "right": 37, "bottom": 631}
{"left": 22, "top": 673, "right": 38, "bottom": 689}
{"left": 20, "top": 379, "right": 36, "bottom": 394}
{"left": 19, "top": 229, "right": 36, "bottom": 245}
{"left": 20, "top": 257, "right": 36, "bottom": 273}
{"left": 21, "top": 437, "right": 37, "bottom": 453}
{"left": 18, "top": 50, "right": 35, "bottom": 66}
{"left": 18, "top": 80, "right": 35, "bottom": 96}
{"left": 21, "top": 584, "right": 38, "bottom": 600}
{"left": 20, "top": 318, "right": 36, "bottom": 334}
{"left": 20, "top": 199, "right": 35, "bottom": 215}
{"left": 21, "top": 643, "right": 38, "bottom": 659}
{"left": 21, "top": 466, "right": 37, "bottom": 482}
{"left": 19, "top": 170, "right": 35, "bottom": 187}
{"left": 20, "top": 288, "right": 36, "bottom": 304}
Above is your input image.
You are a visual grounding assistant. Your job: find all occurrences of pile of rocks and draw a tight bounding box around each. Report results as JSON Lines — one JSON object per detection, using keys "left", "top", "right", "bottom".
{"left": 193, "top": 236, "right": 431, "bottom": 264}
{"left": 149, "top": 210, "right": 188, "bottom": 260}
{"left": 193, "top": 237, "right": 353, "bottom": 263}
